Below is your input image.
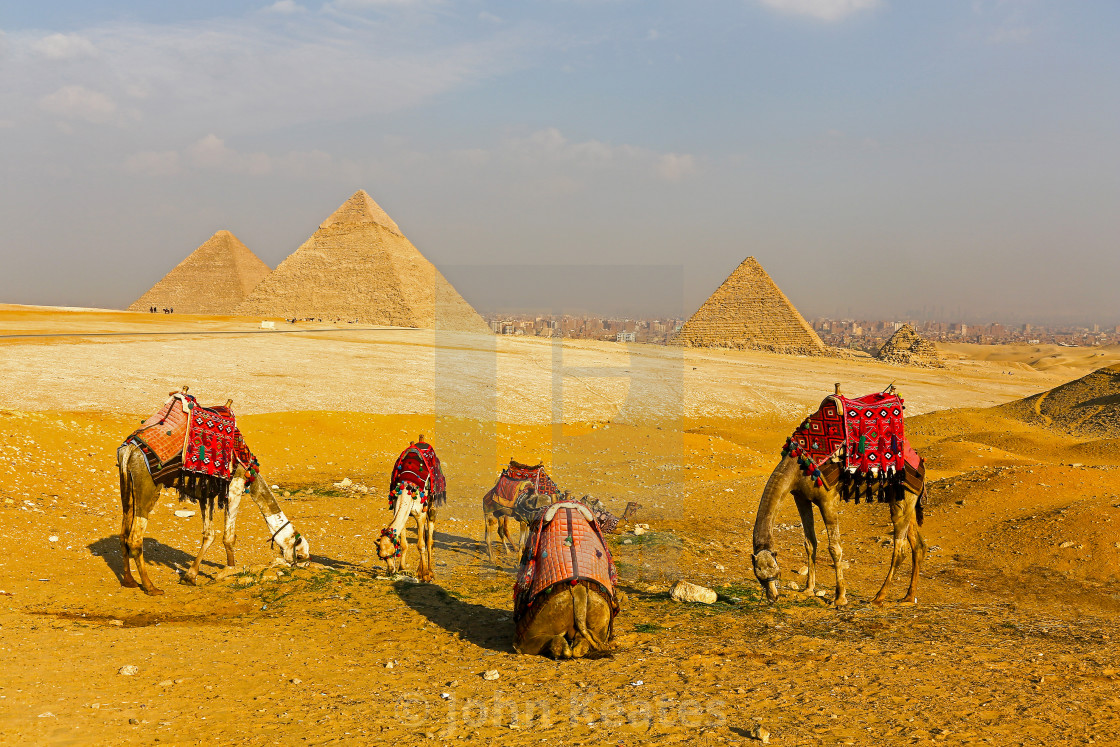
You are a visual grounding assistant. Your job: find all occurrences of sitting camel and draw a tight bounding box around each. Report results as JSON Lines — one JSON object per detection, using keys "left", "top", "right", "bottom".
{"left": 377, "top": 436, "right": 445, "bottom": 582}
{"left": 752, "top": 388, "right": 926, "bottom": 607}
{"left": 513, "top": 502, "right": 618, "bottom": 658}
{"left": 117, "top": 442, "right": 310, "bottom": 595}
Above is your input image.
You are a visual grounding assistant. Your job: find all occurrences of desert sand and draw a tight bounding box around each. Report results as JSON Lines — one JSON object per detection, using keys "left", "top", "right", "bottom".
{"left": 2, "top": 304, "right": 1119, "bottom": 746}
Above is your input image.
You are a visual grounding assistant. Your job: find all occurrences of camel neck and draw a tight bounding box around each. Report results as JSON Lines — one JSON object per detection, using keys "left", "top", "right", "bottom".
{"left": 753, "top": 456, "right": 798, "bottom": 554}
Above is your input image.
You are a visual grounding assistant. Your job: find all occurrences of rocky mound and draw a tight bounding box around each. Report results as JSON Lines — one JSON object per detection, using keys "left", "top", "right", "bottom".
{"left": 997, "top": 363, "right": 1120, "bottom": 438}
{"left": 877, "top": 324, "right": 944, "bottom": 367}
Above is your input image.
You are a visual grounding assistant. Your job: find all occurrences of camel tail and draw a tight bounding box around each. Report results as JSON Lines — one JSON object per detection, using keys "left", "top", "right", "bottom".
{"left": 572, "top": 584, "right": 609, "bottom": 652}
{"left": 117, "top": 443, "right": 133, "bottom": 515}
{"left": 915, "top": 486, "right": 925, "bottom": 527}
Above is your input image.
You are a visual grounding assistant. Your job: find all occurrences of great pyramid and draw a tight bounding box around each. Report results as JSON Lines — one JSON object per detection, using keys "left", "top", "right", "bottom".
{"left": 672, "top": 257, "right": 830, "bottom": 355}
{"left": 129, "top": 230, "right": 271, "bottom": 315}
{"left": 235, "top": 190, "right": 490, "bottom": 333}
{"left": 877, "top": 324, "right": 944, "bottom": 367}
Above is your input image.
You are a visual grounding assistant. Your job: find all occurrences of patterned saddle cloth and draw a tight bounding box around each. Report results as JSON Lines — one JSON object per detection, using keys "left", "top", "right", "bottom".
{"left": 126, "top": 391, "right": 256, "bottom": 484}
{"left": 503, "top": 461, "right": 562, "bottom": 497}
{"left": 783, "top": 391, "right": 924, "bottom": 495}
{"left": 389, "top": 441, "right": 446, "bottom": 508}
{"left": 514, "top": 502, "right": 618, "bottom": 622}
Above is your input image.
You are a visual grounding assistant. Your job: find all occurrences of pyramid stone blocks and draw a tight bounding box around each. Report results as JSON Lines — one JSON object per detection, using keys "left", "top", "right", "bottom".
{"left": 235, "top": 190, "right": 489, "bottom": 333}
{"left": 673, "top": 257, "right": 829, "bottom": 355}
{"left": 129, "top": 230, "right": 270, "bottom": 315}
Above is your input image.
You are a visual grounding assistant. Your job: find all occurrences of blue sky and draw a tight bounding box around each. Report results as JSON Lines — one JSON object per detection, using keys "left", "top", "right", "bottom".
{"left": 1, "top": 0, "right": 1118, "bottom": 323}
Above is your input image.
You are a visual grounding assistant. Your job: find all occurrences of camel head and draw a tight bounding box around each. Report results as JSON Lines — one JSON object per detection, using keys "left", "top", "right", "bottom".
{"left": 284, "top": 532, "right": 311, "bottom": 564}
{"left": 752, "top": 549, "right": 781, "bottom": 603}
{"left": 377, "top": 527, "right": 403, "bottom": 565}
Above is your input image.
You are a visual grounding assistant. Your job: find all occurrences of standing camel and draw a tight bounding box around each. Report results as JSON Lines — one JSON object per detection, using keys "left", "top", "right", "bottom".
{"left": 117, "top": 442, "right": 310, "bottom": 595}
{"left": 751, "top": 453, "right": 926, "bottom": 607}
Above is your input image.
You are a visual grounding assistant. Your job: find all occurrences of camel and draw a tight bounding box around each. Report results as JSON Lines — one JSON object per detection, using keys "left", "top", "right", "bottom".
{"left": 116, "top": 441, "right": 311, "bottom": 595}
{"left": 513, "top": 503, "right": 618, "bottom": 658}
{"left": 378, "top": 436, "right": 445, "bottom": 582}
{"left": 377, "top": 482, "right": 437, "bottom": 582}
{"left": 513, "top": 582, "right": 615, "bottom": 658}
{"left": 751, "top": 453, "right": 925, "bottom": 607}
{"left": 482, "top": 484, "right": 558, "bottom": 563}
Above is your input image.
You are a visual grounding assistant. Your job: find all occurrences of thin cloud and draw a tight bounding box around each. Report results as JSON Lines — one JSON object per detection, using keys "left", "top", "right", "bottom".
{"left": 123, "top": 150, "right": 181, "bottom": 176}
{"left": 262, "top": 1, "right": 307, "bottom": 14}
{"left": 38, "top": 85, "right": 116, "bottom": 123}
{"left": 32, "top": 33, "right": 98, "bottom": 60}
{"left": 757, "top": 0, "right": 882, "bottom": 22}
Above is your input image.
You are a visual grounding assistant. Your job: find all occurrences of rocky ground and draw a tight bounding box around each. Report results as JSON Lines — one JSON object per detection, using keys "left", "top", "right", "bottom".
{"left": 1, "top": 306, "right": 1119, "bottom": 745}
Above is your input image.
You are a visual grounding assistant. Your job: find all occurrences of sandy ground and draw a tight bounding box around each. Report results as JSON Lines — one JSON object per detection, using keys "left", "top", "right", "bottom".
{"left": 2, "top": 306, "right": 1119, "bottom": 746}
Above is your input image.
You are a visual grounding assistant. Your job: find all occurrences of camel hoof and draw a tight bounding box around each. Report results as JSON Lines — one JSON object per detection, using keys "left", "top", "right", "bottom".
{"left": 870, "top": 598, "right": 886, "bottom": 608}
{"left": 181, "top": 572, "right": 201, "bottom": 586}
{"left": 143, "top": 587, "right": 165, "bottom": 596}
{"left": 121, "top": 577, "right": 140, "bottom": 588}
{"left": 900, "top": 597, "right": 918, "bottom": 605}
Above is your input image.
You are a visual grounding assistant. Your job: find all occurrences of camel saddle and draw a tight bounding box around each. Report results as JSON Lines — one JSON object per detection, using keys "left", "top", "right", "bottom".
{"left": 126, "top": 391, "right": 256, "bottom": 485}
{"left": 513, "top": 502, "right": 619, "bottom": 626}
{"left": 782, "top": 391, "right": 924, "bottom": 499}
{"left": 503, "top": 460, "right": 562, "bottom": 497}
{"left": 389, "top": 441, "right": 447, "bottom": 508}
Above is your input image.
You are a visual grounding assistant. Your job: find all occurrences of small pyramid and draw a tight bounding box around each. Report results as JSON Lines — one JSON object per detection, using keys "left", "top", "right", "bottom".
{"left": 129, "top": 230, "right": 271, "bottom": 314}
{"left": 877, "top": 324, "right": 944, "bottom": 368}
{"left": 235, "top": 190, "right": 489, "bottom": 332}
{"left": 672, "top": 257, "right": 829, "bottom": 355}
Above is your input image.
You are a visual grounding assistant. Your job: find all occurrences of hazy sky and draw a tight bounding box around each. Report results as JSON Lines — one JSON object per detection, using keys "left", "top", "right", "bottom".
{"left": 2, "top": 0, "right": 1118, "bottom": 324}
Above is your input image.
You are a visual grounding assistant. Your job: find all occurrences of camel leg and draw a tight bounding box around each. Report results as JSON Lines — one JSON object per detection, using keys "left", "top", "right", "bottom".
{"left": 818, "top": 498, "right": 847, "bottom": 607}
{"left": 415, "top": 512, "right": 433, "bottom": 583}
{"left": 120, "top": 501, "right": 139, "bottom": 588}
{"left": 126, "top": 511, "right": 163, "bottom": 596}
{"left": 424, "top": 508, "right": 437, "bottom": 582}
{"left": 485, "top": 514, "right": 499, "bottom": 563}
{"left": 221, "top": 478, "right": 244, "bottom": 571}
{"left": 901, "top": 495, "right": 926, "bottom": 603}
{"left": 184, "top": 498, "right": 218, "bottom": 585}
{"left": 793, "top": 494, "right": 818, "bottom": 594}
{"left": 872, "top": 499, "right": 910, "bottom": 606}
{"left": 498, "top": 517, "right": 514, "bottom": 556}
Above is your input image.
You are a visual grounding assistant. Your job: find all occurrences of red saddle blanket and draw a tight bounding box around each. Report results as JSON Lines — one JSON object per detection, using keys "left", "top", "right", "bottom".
{"left": 389, "top": 442, "right": 447, "bottom": 507}
{"left": 487, "top": 475, "right": 535, "bottom": 510}
{"left": 127, "top": 392, "right": 257, "bottom": 484}
{"left": 514, "top": 502, "right": 618, "bottom": 615}
{"left": 503, "top": 461, "right": 562, "bottom": 497}
{"left": 783, "top": 392, "right": 920, "bottom": 488}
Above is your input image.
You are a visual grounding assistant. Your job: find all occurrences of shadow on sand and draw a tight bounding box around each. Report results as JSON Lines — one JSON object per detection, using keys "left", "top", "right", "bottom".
{"left": 393, "top": 579, "right": 512, "bottom": 654}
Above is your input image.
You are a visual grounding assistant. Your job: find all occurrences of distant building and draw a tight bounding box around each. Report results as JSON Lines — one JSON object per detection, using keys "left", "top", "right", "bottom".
{"left": 616, "top": 331, "right": 636, "bottom": 343}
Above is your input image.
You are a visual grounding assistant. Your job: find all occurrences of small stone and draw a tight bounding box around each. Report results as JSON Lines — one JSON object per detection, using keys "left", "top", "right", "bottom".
{"left": 816, "top": 590, "right": 829, "bottom": 598}
{"left": 714, "top": 564, "right": 725, "bottom": 571}
{"left": 787, "top": 581, "right": 800, "bottom": 591}
{"left": 483, "top": 670, "right": 500, "bottom": 681}
{"left": 633, "top": 526, "right": 647, "bottom": 536}
{"left": 129, "top": 718, "right": 140, "bottom": 725}
{"left": 334, "top": 478, "right": 353, "bottom": 489}
{"left": 748, "top": 724, "right": 770, "bottom": 743}
{"left": 174, "top": 509, "right": 195, "bottom": 518}
{"left": 385, "top": 661, "right": 394, "bottom": 669}
{"left": 48, "top": 536, "right": 59, "bottom": 543}
{"left": 290, "top": 678, "right": 302, "bottom": 684}
{"left": 38, "top": 712, "right": 55, "bottom": 718}
{"left": 797, "top": 566, "right": 808, "bottom": 575}
{"left": 157, "top": 680, "right": 174, "bottom": 687}
{"left": 669, "top": 580, "right": 717, "bottom": 604}
{"left": 1059, "top": 541, "right": 1076, "bottom": 549}
{"left": 623, "top": 539, "right": 633, "bottom": 545}
{"left": 118, "top": 665, "right": 139, "bottom": 676}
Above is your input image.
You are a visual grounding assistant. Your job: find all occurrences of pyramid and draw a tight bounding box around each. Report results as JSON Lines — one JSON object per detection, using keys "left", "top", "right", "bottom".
{"left": 672, "top": 257, "right": 829, "bottom": 355}
{"left": 877, "top": 324, "right": 943, "bottom": 367}
{"left": 235, "top": 190, "right": 490, "bottom": 333}
{"left": 129, "top": 230, "right": 271, "bottom": 315}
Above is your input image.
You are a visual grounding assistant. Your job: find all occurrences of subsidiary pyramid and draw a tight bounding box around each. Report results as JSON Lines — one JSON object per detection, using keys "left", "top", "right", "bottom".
{"left": 672, "top": 257, "right": 830, "bottom": 355}
{"left": 877, "top": 324, "right": 943, "bottom": 367}
{"left": 235, "top": 190, "right": 490, "bottom": 333}
{"left": 129, "top": 230, "right": 271, "bottom": 314}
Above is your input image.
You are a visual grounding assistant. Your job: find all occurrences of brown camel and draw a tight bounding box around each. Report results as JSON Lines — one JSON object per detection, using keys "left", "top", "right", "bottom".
{"left": 513, "top": 582, "right": 615, "bottom": 658}
{"left": 751, "top": 454, "right": 926, "bottom": 607}
{"left": 116, "top": 442, "right": 310, "bottom": 595}
{"left": 482, "top": 485, "right": 560, "bottom": 563}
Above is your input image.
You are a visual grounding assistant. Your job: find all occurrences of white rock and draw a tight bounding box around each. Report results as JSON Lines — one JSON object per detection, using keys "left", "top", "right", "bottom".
{"left": 797, "top": 566, "right": 809, "bottom": 575}
{"left": 385, "top": 661, "right": 395, "bottom": 669}
{"left": 48, "top": 536, "right": 59, "bottom": 543}
{"left": 174, "top": 509, "right": 195, "bottom": 518}
{"left": 157, "top": 680, "right": 174, "bottom": 687}
{"left": 290, "top": 678, "right": 302, "bottom": 684}
{"left": 815, "top": 590, "right": 829, "bottom": 598}
{"left": 623, "top": 539, "right": 633, "bottom": 545}
{"left": 483, "top": 670, "right": 500, "bottom": 681}
{"left": 118, "top": 665, "right": 139, "bottom": 676}
{"left": 633, "top": 526, "right": 647, "bottom": 536}
{"left": 1059, "top": 541, "right": 1076, "bottom": 549}
{"left": 669, "top": 580, "right": 717, "bottom": 604}
{"left": 334, "top": 478, "right": 353, "bottom": 489}
{"left": 748, "top": 724, "right": 770, "bottom": 743}
{"left": 787, "top": 581, "right": 800, "bottom": 591}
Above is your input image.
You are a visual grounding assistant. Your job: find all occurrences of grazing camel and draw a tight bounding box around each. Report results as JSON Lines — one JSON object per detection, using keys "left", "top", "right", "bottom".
{"left": 751, "top": 453, "right": 925, "bottom": 607}
{"left": 378, "top": 437, "right": 445, "bottom": 582}
{"left": 116, "top": 442, "right": 310, "bottom": 595}
{"left": 377, "top": 483, "right": 437, "bottom": 582}
{"left": 513, "top": 502, "right": 618, "bottom": 658}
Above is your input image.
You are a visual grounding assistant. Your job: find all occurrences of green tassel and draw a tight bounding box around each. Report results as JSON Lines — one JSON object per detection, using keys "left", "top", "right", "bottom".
{"left": 858, "top": 435, "right": 866, "bottom": 454}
